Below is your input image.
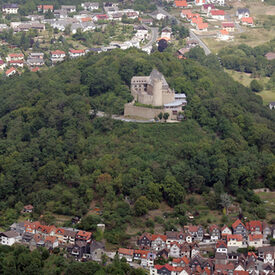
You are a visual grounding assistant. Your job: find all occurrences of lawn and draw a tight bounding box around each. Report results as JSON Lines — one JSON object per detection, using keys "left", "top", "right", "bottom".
{"left": 257, "top": 89, "right": 275, "bottom": 104}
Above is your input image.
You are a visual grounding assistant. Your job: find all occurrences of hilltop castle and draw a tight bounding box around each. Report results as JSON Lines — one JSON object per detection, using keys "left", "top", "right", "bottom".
{"left": 124, "top": 69, "right": 187, "bottom": 121}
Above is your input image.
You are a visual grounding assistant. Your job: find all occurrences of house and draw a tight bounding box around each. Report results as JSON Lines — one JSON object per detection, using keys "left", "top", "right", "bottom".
{"left": 258, "top": 246, "right": 275, "bottom": 265}
{"left": 139, "top": 18, "right": 153, "bottom": 25}
{"left": 138, "top": 233, "right": 152, "bottom": 248}
{"left": 134, "top": 25, "right": 149, "bottom": 40}
{"left": 75, "top": 230, "right": 92, "bottom": 243}
{"left": 190, "top": 242, "right": 200, "bottom": 257}
{"left": 55, "top": 228, "right": 65, "bottom": 243}
{"left": 151, "top": 11, "right": 167, "bottom": 20}
{"left": 247, "top": 234, "right": 263, "bottom": 248}
{"left": 180, "top": 243, "right": 191, "bottom": 258}
{"left": 217, "top": 29, "right": 230, "bottom": 41}
{"left": 45, "top": 236, "right": 59, "bottom": 249}
{"left": 232, "top": 219, "right": 247, "bottom": 237}
{"left": 69, "top": 241, "right": 89, "bottom": 259}
{"left": 169, "top": 242, "right": 181, "bottom": 258}
{"left": 81, "top": 2, "right": 99, "bottom": 11}
{"left": 241, "top": 17, "right": 253, "bottom": 26}
{"left": 186, "top": 39, "right": 199, "bottom": 48}
{"left": 151, "top": 234, "right": 167, "bottom": 251}
{"left": 2, "top": 4, "right": 19, "bottom": 14}
{"left": 201, "top": 4, "right": 215, "bottom": 13}
{"left": 181, "top": 9, "right": 192, "bottom": 19}
{"left": 221, "top": 225, "right": 232, "bottom": 237}
{"left": 0, "top": 231, "right": 21, "bottom": 246}
{"left": 0, "top": 60, "right": 6, "bottom": 70}
{"left": 246, "top": 221, "right": 262, "bottom": 234}
{"left": 5, "top": 67, "right": 17, "bottom": 77}
{"left": 269, "top": 102, "right": 275, "bottom": 110}
{"left": 222, "top": 22, "right": 235, "bottom": 32}
{"left": 227, "top": 235, "right": 246, "bottom": 250}
{"left": 215, "top": 263, "right": 235, "bottom": 274}
{"left": 27, "top": 58, "right": 44, "bottom": 67}
{"left": 54, "top": 10, "right": 68, "bottom": 19}
{"left": 172, "top": 256, "right": 189, "bottom": 267}
{"left": 210, "top": 9, "right": 225, "bottom": 20}
{"left": 195, "top": 0, "right": 206, "bottom": 6}
{"left": 265, "top": 52, "right": 275, "bottom": 61}
{"left": 10, "top": 222, "right": 26, "bottom": 236}
{"left": 22, "top": 232, "right": 34, "bottom": 244}
{"left": 209, "top": 224, "right": 220, "bottom": 241}
{"left": 29, "top": 52, "right": 44, "bottom": 59}
{"left": 51, "top": 50, "right": 66, "bottom": 63}
{"left": 93, "top": 14, "right": 109, "bottom": 21}
{"left": 118, "top": 248, "right": 134, "bottom": 262}
{"left": 37, "top": 5, "right": 54, "bottom": 13}
{"left": 23, "top": 205, "right": 34, "bottom": 213}
{"left": 216, "top": 240, "right": 227, "bottom": 254}
{"left": 161, "top": 27, "right": 172, "bottom": 39}
{"left": 174, "top": 0, "right": 187, "bottom": 8}
{"left": 236, "top": 8, "right": 250, "bottom": 19}
{"left": 61, "top": 5, "right": 76, "bottom": 13}
{"left": 63, "top": 229, "right": 77, "bottom": 244}
{"left": 89, "top": 241, "right": 105, "bottom": 261}
{"left": 186, "top": 225, "right": 204, "bottom": 241}
{"left": 7, "top": 53, "right": 24, "bottom": 61}
{"left": 127, "top": 12, "right": 139, "bottom": 19}
{"left": 189, "top": 255, "right": 213, "bottom": 273}
{"left": 166, "top": 231, "right": 186, "bottom": 246}
{"left": 196, "top": 23, "right": 208, "bottom": 31}
{"left": 215, "top": 252, "right": 227, "bottom": 265}
{"left": 150, "top": 264, "right": 183, "bottom": 275}
{"left": 142, "top": 251, "right": 156, "bottom": 267}
{"left": 36, "top": 224, "right": 56, "bottom": 236}
{"left": 157, "top": 248, "right": 169, "bottom": 260}
{"left": 191, "top": 16, "right": 203, "bottom": 27}
{"left": 69, "top": 49, "right": 85, "bottom": 58}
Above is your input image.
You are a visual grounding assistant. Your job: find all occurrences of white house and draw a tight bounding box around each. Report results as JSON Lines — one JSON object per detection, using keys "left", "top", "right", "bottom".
{"left": 69, "top": 49, "right": 85, "bottom": 58}
{"left": 236, "top": 8, "right": 250, "bottom": 19}
{"left": 61, "top": 5, "right": 76, "bottom": 13}
{"left": 81, "top": 2, "right": 99, "bottom": 11}
{"left": 247, "top": 234, "right": 263, "bottom": 248}
{"left": 217, "top": 29, "right": 230, "bottom": 41}
{"left": 2, "top": 4, "right": 19, "bottom": 14}
{"left": 0, "top": 60, "right": 6, "bottom": 70}
{"left": 0, "top": 231, "right": 21, "bottom": 246}
{"left": 216, "top": 241, "right": 227, "bottom": 254}
{"left": 210, "top": 9, "right": 225, "bottom": 20}
{"left": 269, "top": 102, "right": 275, "bottom": 110}
{"left": 134, "top": 25, "right": 149, "bottom": 40}
{"left": 51, "top": 50, "right": 66, "bottom": 63}
{"left": 169, "top": 242, "right": 181, "bottom": 258}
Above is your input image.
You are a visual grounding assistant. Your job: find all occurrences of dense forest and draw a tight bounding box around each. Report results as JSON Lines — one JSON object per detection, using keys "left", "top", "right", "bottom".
{"left": 0, "top": 244, "right": 146, "bottom": 275}
{"left": 0, "top": 47, "right": 274, "bottom": 242}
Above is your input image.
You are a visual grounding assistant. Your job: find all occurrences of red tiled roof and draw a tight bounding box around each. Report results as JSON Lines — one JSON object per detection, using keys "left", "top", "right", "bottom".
{"left": 181, "top": 9, "right": 192, "bottom": 15}
{"left": 216, "top": 240, "right": 227, "bottom": 248}
{"left": 227, "top": 234, "right": 243, "bottom": 241}
{"left": 69, "top": 49, "right": 85, "bottom": 54}
{"left": 172, "top": 256, "right": 189, "bottom": 265}
{"left": 8, "top": 53, "right": 24, "bottom": 58}
{"left": 5, "top": 67, "right": 17, "bottom": 75}
{"left": 76, "top": 230, "right": 92, "bottom": 240}
{"left": 155, "top": 264, "right": 183, "bottom": 272}
{"left": 248, "top": 234, "right": 263, "bottom": 241}
{"left": 246, "top": 220, "right": 262, "bottom": 231}
{"left": 241, "top": 17, "right": 253, "bottom": 24}
{"left": 55, "top": 228, "right": 65, "bottom": 235}
{"left": 31, "top": 67, "right": 40, "bottom": 72}
{"left": 45, "top": 236, "right": 57, "bottom": 243}
{"left": 51, "top": 50, "right": 65, "bottom": 55}
{"left": 233, "top": 272, "right": 249, "bottom": 275}
{"left": 174, "top": 0, "right": 187, "bottom": 7}
{"left": 211, "top": 9, "right": 225, "bottom": 15}
{"left": 232, "top": 219, "right": 245, "bottom": 229}
{"left": 219, "top": 29, "right": 229, "bottom": 35}
{"left": 118, "top": 248, "right": 134, "bottom": 256}
{"left": 222, "top": 22, "right": 234, "bottom": 28}
{"left": 209, "top": 224, "right": 219, "bottom": 232}
{"left": 152, "top": 234, "right": 167, "bottom": 241}
{"left": 197, "top": 22, "right": 208, "bottom": 29}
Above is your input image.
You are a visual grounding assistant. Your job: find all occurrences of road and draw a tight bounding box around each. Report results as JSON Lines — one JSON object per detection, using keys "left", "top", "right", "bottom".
{"left": 142, "top": 27, "right": 159, "bottom": 49}
{"left": 157, "top": 6, "right": 212, "bottom": 56}
{"left": 91, "top": 110, "right": 155, "bottom": 123}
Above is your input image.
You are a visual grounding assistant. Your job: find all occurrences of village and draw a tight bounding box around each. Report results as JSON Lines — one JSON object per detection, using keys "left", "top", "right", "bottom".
{"left": 1, "top": 204, "right": 275, "bottom": 275}
{"left": 1, "top": 0, "right": 274, "bottom": 78}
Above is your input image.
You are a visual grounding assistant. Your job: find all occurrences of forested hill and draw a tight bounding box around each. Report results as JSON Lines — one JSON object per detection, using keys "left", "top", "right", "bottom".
{"left": 0, "top": 48, "right": 274, "bottom": 232}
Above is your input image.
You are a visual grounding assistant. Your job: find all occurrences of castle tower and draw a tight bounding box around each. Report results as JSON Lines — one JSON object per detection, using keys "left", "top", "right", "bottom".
{"left": 152, "top": 78, "right": 163, "bottom": 106}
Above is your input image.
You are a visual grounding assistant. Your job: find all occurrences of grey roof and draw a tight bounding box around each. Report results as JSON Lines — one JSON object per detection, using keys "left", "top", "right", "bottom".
{"left": 237, "top": 8, "right": 249, "bottom": 13}
{"left": 2, "top": 4, "right": 19, "bottom": 9}
{"left": 90, "top": 241, "right": 105, "bottom": 252}
{"left": 258, "top": 246, "right": 275, "bottom": 253}
{"left": 1, "top": 230, "right": 19, "bottom": 238}
{"left": 64, "top": 229, "right": 77, "bottom": 237}
{"left": 149, "top": 69, "right": 168, "bottom": 88}
{"left": 175, "top": 93, "right": 186, "bottom": 99}
{"left": 164, "top": 100, "right": 186, "bottom": 107}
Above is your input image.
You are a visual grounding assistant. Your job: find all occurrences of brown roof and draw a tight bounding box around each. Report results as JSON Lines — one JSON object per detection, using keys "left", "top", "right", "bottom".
{"left": 1, "top": 231, "right": 19, "bottom": 238}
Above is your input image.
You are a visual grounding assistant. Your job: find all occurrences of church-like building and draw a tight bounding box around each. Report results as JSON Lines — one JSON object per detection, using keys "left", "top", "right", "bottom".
{"left": 124, "top": 69, "right": 187, "bottom": 121}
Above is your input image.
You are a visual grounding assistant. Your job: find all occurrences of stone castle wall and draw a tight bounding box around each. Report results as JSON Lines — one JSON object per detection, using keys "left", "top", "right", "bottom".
{"left": 124, "top": 103, "right": 163, "bottom": 119}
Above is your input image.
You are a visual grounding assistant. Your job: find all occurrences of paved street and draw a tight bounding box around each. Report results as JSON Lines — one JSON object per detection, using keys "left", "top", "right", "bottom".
{"left": 142, "top": 27, "right": 159, "bottom": 49}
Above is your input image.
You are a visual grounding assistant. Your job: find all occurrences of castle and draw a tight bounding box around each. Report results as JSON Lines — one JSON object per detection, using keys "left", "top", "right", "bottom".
{"left": 124, "top": 69, "right": 187, "bottom": 121}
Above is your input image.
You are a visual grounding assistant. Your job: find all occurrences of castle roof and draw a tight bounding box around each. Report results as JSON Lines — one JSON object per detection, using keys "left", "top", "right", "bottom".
{"left": 149, "top": 69, "right": 168, "bottom": 88}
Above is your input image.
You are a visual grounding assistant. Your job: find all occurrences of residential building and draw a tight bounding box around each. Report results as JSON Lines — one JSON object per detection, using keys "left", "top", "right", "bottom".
{"left": 9, "top": 60, "right": 24, "bottom": 68}
{"left": 174, "top": 0, "right": 187, "bottom": 8}
{"left": 247, "top": 234, "right": 263, "bottom": 248}
{"left": 269, "top": 102, "right": 275, "bottom": 110}
{"left": 222, "top": 22, "right": 235, "bottom": 32}
{"left": 0, "top": 231, "right": 21, "bottom": 246}
{"left": 236, "top": 8, "right": 250, "bottom": 19}
{"left": 232, "top": 219, "right": 247, "bottom": 238}
{"left": 241, "top": 17, "right": 254, "bottom": 26}
{"left": 63, "top": 229, "right": 77, "bottom": 244}
{"left": 0, "top": 60, "right": 6, "bottom": 70}
{"left": 196, "top": 22, "right": 208, "bottom": 31}
{"left": 75, "top": 230, "right": 92, "bottom": 243}
{"left": 216, "top": 240, "right": 227, "bottom": 254}
{"left": 210, "top": 9, "right": 225, "bottom": 20}
{"left": 23, "top": 205, "right": 34, "bottom": 213}
{"left": 89, "top": 241, "right": 105, "bottom": 261}
{"left": 246, "top": 221, "right": 262, "bottom": 235}
{"left": 37, "top": 5, "right": 54, "bottom": 13}
{"left": 7, "top": 53, "right": 24, "bottom": 62}
{"left": 61, "top": 5, "right": 76, "bottom": 13}
{"left": 169, "top": 242, "right": 182, "bottom": 258}
{"left": 118, "top": 248, "right": 134, "bottom": 262}
{"left": 151, "top": 234, "right": 167, "bottom": 251}
{"left": 69, "top": 49, "right": 85, "bottom": 58}
{"left": 209, "top": 224, "right": 220, "bottom": 241}
{"left": 227, "top": 234, "right": 246, "bottom": 250}
{"left": 217, "top": 29, "right": 230, "bottom": 41}
{"left": 2, "top": 4, "right": 19, "bottom": 14}
{"left": 51, "top": 50, "right": 66, "bottom": 63}
{"left": 138, "top": 233, "right": 152, "bottom": 248}
{"left": 81, "top": 2, "right": 99, "bottom": 11}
